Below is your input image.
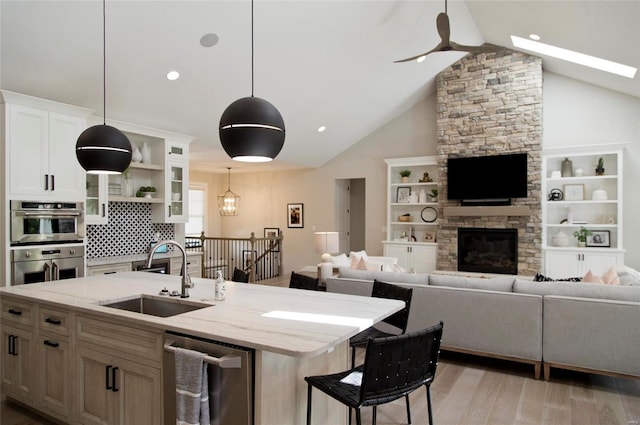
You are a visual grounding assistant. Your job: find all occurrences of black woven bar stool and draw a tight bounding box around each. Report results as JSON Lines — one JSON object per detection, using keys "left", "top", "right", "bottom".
{"left": 305, "top": 322, "right": 444, "bottom": 425}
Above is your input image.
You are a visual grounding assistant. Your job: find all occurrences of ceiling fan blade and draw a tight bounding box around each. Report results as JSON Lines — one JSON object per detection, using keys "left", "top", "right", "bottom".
{"left": 449, "top": 41, "right": 501, "bottom": 54}
{"left": 436, "top": 12, "right": 451, "bottom": 45}
{"left": 393, "top": 44, "right": 444, "bottom": 63}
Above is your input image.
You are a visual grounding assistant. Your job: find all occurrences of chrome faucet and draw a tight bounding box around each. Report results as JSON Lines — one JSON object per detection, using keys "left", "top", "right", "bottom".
{"left": 147, "top": 240, "right": 193, "bottom": 298}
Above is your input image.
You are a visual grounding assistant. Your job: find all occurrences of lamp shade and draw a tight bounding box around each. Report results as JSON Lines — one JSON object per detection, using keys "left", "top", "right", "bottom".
{"left": 76, "top": 124, "right": 132, "bottom": 174}
{"left": 314, "top": 232, "right": 340, "bottom": 263}
{"left": 219, "top": 96, "right": 285, "bottom": 162}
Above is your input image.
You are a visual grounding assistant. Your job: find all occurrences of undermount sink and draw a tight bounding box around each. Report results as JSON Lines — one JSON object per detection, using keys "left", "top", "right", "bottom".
{"left": 100, "top": 295, "right": 210, "bottom": 318}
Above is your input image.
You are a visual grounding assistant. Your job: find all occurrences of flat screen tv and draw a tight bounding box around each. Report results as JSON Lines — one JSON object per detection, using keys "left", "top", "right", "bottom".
{"left": 447, "top": 153, "right": 528, "bottom": 203}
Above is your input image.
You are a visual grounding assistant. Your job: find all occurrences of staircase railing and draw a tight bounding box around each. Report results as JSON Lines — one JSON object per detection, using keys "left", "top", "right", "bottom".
{"left": 185, "top": 232, "right": 283, "bottom": 282}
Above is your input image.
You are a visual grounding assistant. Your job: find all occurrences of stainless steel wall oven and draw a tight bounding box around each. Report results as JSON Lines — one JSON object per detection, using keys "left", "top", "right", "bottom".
{"left": 12, "top": 246, "right": 84, "bottom": 285}
{"left": 10, "top": 200, "right": 85, "bottom": 246}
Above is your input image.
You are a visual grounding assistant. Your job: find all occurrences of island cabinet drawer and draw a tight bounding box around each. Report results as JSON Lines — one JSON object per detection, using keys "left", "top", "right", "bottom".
{"left": 1, "top": 298, "right": 35, "bottom": 328}
{"left": 87, "top": 262, "right": 132, "bottom": 276}
{"left": 187, "top": 255, "right": 202, "bottom": 278}
{"left": 76, "top": 315, "right": 162, "bottom": 363}
{"left": 39, "top": 306, "right": 70, "bottom": 337}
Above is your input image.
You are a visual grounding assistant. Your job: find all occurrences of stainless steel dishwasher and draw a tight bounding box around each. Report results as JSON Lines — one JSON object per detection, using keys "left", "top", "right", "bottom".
{"left": 163, "top": 331, "right": 255, "bottom": 425}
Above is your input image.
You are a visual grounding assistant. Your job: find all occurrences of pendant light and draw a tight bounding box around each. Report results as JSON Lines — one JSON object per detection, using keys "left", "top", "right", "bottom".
{"left": 76, "top": 0, "right": 132, "bottom": 174}
{"left": 218, "top": 168, "right": 240, "bottom": 216}
{"left": 219, "top": 0, "right": 285, "bottom": 162}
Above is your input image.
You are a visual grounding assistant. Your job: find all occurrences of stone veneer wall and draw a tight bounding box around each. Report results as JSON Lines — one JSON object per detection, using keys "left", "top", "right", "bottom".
{"left": 436, "top": 49, "right": 543, "bottom": 276}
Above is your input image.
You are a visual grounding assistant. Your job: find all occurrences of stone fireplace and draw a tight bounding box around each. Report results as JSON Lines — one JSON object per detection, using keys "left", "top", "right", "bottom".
{"left": 458, "top": 228, "right": 518, "bottom": 275}
{"left": 436, "top": 49, "right": 543, "bottom": 276}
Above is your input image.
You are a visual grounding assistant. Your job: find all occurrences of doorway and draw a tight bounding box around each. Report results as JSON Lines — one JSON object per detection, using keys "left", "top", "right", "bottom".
{"left": 335, "top": 178, "right": 365, "bottom": 255}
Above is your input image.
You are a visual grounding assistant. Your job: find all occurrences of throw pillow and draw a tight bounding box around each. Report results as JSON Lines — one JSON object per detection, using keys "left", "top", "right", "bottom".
{"left": 355, "top": 257, "right": 381, "bottom": 271}
{"left": 393, "top": 263, "right": 406, "bottom": 273}
{"left": 330, "top": 254, "right": 350, "bottom": 267}
{"left": 582, "top": 270, "right": 604, "bottom": 284}
{"left": 616, "top": 265, "right": 640, "bottom": 286}
{"left": 533, "top": 272, "right": 581, "bottom": 282}
{"left": 349, "top": 250, "right": 368, "bottom": 261}
{"left": 602, "top": 267, "right": 620, "bottom": 285}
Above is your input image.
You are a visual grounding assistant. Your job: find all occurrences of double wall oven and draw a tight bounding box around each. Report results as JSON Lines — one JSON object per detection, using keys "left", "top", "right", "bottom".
{"left": 10, "top": 201, "right": 85, "bottom": 285}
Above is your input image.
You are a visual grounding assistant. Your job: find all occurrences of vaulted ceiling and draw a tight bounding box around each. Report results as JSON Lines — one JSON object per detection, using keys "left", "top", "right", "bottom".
{"left": 1, "top": 1, "right": 638, "bottom": 173}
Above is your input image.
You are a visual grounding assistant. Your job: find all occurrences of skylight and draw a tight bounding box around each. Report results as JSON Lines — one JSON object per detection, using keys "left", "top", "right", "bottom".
{"left": 511, "top": 35, "right": 637, "bottom": 79}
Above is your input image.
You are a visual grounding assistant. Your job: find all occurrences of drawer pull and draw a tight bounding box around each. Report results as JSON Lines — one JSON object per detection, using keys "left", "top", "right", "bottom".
{"left": 112, "top": 367, "right": 119, "bottom": 392}
{"left": 44, "top": 340, "right": 59, "bottom": 348}
{"left": 8, "top": 309, "right": 22, "bottom": 316}
{"left": 45, "top": 317, "right": 62, "bottom": 325}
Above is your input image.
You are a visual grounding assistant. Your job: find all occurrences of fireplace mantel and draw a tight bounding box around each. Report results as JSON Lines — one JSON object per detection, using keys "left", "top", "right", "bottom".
{"left": 443, "top": 206, "right": 531, "bottom": 217}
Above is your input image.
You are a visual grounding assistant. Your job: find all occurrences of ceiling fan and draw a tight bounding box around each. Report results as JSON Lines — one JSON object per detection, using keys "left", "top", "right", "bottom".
{"left": 394, "top": 0, "right": 499, "bottom": 63}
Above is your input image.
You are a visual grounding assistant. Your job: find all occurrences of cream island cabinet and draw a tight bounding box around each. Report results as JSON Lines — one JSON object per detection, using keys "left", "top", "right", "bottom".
{"left": 0, "top": 272, "right": 402, "bottom": 425}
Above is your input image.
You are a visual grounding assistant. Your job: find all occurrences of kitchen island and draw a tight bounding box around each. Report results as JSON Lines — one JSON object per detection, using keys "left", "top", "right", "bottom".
{"left": 0, "top": 272, "right": 403, "bottom": 425}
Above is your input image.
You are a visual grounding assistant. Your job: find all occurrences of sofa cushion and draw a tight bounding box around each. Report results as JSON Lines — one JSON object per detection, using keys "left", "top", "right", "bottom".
{"left": 514, "top": 279, "right": 640, "bottom": 302}
{"left": 338, "top": 267, "right": 429, "bottom": 285}
{"left": 428, "top": 274, "right": 515, "bottom": 292}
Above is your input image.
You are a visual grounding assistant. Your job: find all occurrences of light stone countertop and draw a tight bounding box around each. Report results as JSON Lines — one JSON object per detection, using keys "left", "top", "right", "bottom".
{"left": 0, "top": 272, "right": 402, "bottom": 358}
{"left": 86, "top": 251, "right": 202, "bottom": 266}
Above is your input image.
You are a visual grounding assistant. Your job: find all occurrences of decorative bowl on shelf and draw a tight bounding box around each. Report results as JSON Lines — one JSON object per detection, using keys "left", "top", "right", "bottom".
{"left": 141, "top": 191, "right": 155, "bottom": 199}
{"left": 398, "top": 215, "right": 412, "bottom": 222}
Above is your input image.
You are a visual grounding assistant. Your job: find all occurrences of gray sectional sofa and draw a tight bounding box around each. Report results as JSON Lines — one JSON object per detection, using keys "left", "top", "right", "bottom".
{"left": 327, "top": 268, "right": 640, "bottom": 380}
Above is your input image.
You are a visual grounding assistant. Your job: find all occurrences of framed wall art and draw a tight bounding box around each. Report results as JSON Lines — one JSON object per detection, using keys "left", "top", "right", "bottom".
{"left": 563, "top": 184, "right": 585, "bottom": 201}
{"left": 396, "top": 187, "right": 411, "bottom": 203}
{"left": 287, "top": 203, "right": 304, "bottom": 228}
{"left": 586, "top": 230, "right": 610, "bottom": 247}
{"left": 264, "top": 227, "right": 280, "bottom": 251}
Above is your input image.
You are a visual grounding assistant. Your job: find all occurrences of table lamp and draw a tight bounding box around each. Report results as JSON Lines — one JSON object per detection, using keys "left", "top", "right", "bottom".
{"left": 314, "top": 232, "right": 339, "bottom": 284}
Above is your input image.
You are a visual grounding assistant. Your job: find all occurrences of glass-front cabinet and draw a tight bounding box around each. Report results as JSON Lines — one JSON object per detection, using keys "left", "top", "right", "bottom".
{"left": 85, "top": 174, "right": 108, "bottom": 225}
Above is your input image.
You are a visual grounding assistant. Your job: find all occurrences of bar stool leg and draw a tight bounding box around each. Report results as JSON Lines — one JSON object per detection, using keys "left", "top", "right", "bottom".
{"left": 306, "top": 384, "right": 312, "bottom": 425}
{"left": 351, "top": 346, "right": 356, "bottom": 368}
{"left": 405, "top": 394, "right": 412, "bottom": 424}
{"left": 373, "top": 405, "right": 377, "bottom": 425}
{"left": 426, "top": 385, "right": 434, "bottom": 425}
{"left": 355, "top": 408, "right": 362, "bottom": 425}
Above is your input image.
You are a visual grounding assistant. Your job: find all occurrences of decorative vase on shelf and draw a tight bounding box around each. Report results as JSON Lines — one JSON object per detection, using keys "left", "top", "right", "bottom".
{"left": 401, "top": 176, "right": 409, "bottom": 183}
{"left": 131, "top": 146, "right": 142, "bottom": 163}
{"left": 141, "top": 142, "right": 151, "bottom": 164}
{"left": 561, "top": 157, "right": 573, "bottom": 177}
{"left": 122, "top": 175, "right": 134, "bottom": 197}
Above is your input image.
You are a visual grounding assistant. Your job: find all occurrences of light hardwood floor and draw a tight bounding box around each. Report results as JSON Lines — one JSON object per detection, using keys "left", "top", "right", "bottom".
{"left": 2, "top": 352, "right": 639, "bottom": 425}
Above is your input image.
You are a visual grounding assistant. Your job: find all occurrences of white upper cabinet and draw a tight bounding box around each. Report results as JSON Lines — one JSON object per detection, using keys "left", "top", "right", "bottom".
{"left": 2, "top": 91, "right": 92, "bottom": 202}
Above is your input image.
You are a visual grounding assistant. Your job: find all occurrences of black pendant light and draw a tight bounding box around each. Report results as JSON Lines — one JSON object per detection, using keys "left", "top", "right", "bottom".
{"left": 219, "top": 0, "right": 285, "bottom": 162}
{"left": 76, "top": 0, "right": 132, "bottom": 174}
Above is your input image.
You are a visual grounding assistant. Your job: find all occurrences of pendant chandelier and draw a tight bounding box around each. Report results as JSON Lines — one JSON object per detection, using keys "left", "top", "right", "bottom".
{"left": 218, "top": 168, "right": 240, "bottom": 216}
{"left": 219, "top": 0, "right": 285, "bottom": 162}
{"left": 76, "top": 0, "right": 132, "bottom": 174}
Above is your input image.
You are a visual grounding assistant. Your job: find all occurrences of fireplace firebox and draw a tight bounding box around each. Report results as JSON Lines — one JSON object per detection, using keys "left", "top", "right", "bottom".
{"left": 458, "top": 228, "right": 517, "bottom": 275}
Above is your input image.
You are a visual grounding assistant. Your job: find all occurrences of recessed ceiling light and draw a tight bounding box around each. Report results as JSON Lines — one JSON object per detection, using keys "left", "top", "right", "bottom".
{"left": 200, "top": 33, "right": 220, "bottom": 48}
{"left": 511, "top": 35, "right": 637, "bottom": 79}
{"left": 317, "top": 126, "right": 326, "bottom": 133}
{"left": 529, "top": 34, "right": 541, "bottom": 41}
{"left": 416, "top": 56, "right": 426, "bottom": 63}
{"left": 166, "top": 71, "right": 180, "bottom": 81}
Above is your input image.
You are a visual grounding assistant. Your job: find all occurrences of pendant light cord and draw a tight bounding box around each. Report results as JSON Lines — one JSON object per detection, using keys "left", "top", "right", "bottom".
{"left": 251, "top": 0, "right": 254, "bottom": 97}
{"left": 445, "top": 0, "right": 447, "bottom": 14}
{"left": 102, "top": 0, "right": 107, "bottom": 125}
{"left": 227, "top": 168, "right": 232, "bottom": 190}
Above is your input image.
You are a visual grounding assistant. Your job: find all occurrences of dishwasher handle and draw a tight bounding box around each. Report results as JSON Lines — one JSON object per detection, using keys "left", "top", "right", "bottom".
{"left": 163, "top": 340, "right": 242, "bottom": 369}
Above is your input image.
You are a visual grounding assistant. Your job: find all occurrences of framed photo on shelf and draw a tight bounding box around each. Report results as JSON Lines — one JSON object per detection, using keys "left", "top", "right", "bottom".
{"left": 563, "top": 184, "right": 585, "bottom": 201}
{"left": 396, "top": 187, "right": 411, "bottom": 203}
{"left": 586, "top": 230, "right": 610, "bottom": 248}
{"left": 423, "top": 231, "right": 436, "bottom": 242}
{"left": 264, "top": 227, "right": 280, "bottom": 251}
{"left": 242, "top": 250, "right": 257, "bottom": 269}
{"left": 287, "top": 203, "right": 304, "bottom": 228}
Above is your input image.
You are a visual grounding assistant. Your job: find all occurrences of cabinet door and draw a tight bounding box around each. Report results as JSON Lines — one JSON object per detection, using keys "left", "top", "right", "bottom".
{"left": 39, "top": 334, "right": 71, "bottom": 420}
{"left": 384, "top": 244, "right": 409, "bottom": 270}
{"left": 166, "top": 159, "right": 189, "bottom": 223}
{"left": 48, "top": 112, "right": 86, "bottom": 200}
{"left": 75, "top": 345, "right": 114, "bottom": 425}
{"left": 114, "top": 356, "right": 162, "bottom": 425}
{"left": 8, "top": 104, "right": 49, "bottom": 198}
{"left": 0, "top": 325, "right": 36, "bottom": 402}
{"left": 410, "top": 244, "right": 437, "bottom": 273}
{"left": 86, "top": 174, "right": 108, "bottom": 224}
{"left": 545, "top": 251, "right": 581, "bottom": 279}
{"left": 582, "top": 251, "right": 624, "bottom": 276}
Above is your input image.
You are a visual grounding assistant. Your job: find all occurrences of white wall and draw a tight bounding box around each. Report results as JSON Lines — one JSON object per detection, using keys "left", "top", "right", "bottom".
{"left": 190, "top": 93, "right": 437, "bottom": 273}
{"left": 543, "top": 72, "right": 640, "bottom": 268}
{"left": 190, "top": 71, "right": 640, "bottom": 273}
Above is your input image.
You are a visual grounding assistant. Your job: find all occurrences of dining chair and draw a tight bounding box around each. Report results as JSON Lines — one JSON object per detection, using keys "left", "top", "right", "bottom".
{"left": 232, "top": 267, "right": 250, "bottom": 283}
